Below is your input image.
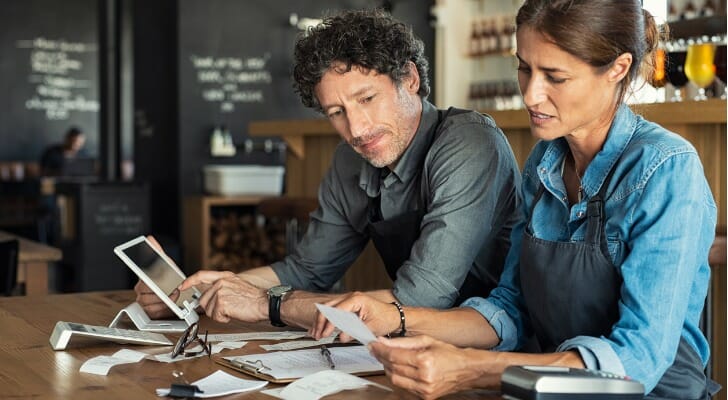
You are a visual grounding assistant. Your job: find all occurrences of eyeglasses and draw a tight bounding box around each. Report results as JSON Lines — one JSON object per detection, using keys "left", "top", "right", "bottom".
{"left": 171, "top": 322, "right": 211, "bottom": 359}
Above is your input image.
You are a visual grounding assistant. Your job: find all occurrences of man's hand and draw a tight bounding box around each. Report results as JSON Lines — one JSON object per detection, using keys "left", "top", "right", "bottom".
{"left": 179, "top": 270, "right": 268, "bottom": 323}
{"left": 134, "top": 280, "right": 177, "bottom": 319}
{"left": 309, "top": 292, "right": 400, "bottom": 341}
{"left": 368, "top": 336, "right": 488, "bottom": 400}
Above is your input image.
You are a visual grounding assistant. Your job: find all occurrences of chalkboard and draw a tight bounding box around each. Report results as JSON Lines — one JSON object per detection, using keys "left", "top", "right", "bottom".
{"left": 56, "top": 182, "right": 150, "bottom": 292}
{"left": 0, "top": 0, "right": 99, "bottom": 161}
{"left": 176, "top": 0, "right": 434, "bottom": 196}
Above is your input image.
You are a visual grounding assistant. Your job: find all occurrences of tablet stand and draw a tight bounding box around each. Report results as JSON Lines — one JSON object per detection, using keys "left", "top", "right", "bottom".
{"left": 109, "top": 302, "right": 192, "bottom": 333}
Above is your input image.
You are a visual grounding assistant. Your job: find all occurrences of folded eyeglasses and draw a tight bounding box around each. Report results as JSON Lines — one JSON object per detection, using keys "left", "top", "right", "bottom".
{"left": 170, "top": 322, "right": 211, "bottom": 359}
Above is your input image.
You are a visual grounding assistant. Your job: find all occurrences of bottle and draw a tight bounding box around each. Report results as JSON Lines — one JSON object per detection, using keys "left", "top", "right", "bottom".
{"left": 479, "top": 18, "right": 491, "bottom": 55}
{"left": 210, "top": 125, "right": 224, "bottom": 156}
{"left": 498, "top": 16, "right": 511, "bottom": 54}
{"left": 487, "top": 18, "right": 498, "bottom": 54}
{"left": 682, "top": 1, "right": 697, "bottom": 20}
{"left": 667, "top": 2, "right": 679, "bottom": 22}
{"left": 507, "top": 15, "right": 517, "bottom": 54}
{"left": 702, "top": 0, "right": 716, "bottom": 17}
{"left": 221, "top": 125, "right": 236, "bottom": 156}
{"left": 470, "top": 21, "right": 480, "bottom": 57}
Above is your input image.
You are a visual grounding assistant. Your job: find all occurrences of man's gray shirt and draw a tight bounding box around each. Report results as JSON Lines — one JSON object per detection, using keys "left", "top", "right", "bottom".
{"left": 271, "top": 99, "right": 521, "bottom": 308}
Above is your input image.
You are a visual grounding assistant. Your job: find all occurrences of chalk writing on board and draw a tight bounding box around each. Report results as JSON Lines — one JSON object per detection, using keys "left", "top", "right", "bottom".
{"left": 94, "top": 201, "right": 145, "bottom": 236}
{"left": 16, "top": 37, "right": 99, "bottom": 121}
{"left": 189, "top": 53, "right": 272, "bottom": 113}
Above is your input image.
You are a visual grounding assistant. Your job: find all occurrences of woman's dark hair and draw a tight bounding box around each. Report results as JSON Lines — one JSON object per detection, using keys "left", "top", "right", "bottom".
{"left": 516, "top": 0, "right": 663, "bottom": 104}
{"left": 292, "top": 8, "right": 430, "bottom": 112}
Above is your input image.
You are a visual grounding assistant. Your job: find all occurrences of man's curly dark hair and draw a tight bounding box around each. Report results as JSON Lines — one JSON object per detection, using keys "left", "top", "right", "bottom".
{"left": 292, "top": 8, "right": 430, "bottom": 112}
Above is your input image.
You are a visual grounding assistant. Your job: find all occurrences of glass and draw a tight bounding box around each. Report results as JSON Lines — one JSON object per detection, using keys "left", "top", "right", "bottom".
{"left": 685, "top": 41, "right": 717, "bottom": 100}
{"left": 171, "top": 322, "right": 211, "bottom": 359}
{"left": 714, "top": 44, "right": 726, "bottom": 99}
{"left": 666, "top": 42, "right": 689, "bottom": 101}
{"left": 651, "top": 47, "right": 668, "bottom": 88}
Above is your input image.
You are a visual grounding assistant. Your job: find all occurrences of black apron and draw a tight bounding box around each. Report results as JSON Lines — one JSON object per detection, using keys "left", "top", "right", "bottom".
{"left": 519, "top": 159, "right": 710, "bottom": 400}
{"left": 365, "top": 108, "right": 494, "bottom": 304}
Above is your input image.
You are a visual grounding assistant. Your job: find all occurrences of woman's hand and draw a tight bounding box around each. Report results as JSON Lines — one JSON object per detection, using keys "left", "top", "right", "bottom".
{"left": 309, "top": 291, "right": 400, "bottom": 341}
{"left": 369, "top": 335, "right": 495, "bottom": 399}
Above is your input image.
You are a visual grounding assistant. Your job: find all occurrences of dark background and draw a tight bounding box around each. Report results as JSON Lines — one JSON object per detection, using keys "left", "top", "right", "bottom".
{"left": 0, "top": 0, "right": 99, "bottom": 161}
{"left": 0, "top": 0, "right": 435, "bottom": 271}
{"left": 133, "top": 0, "right": 435, "bottom": 243}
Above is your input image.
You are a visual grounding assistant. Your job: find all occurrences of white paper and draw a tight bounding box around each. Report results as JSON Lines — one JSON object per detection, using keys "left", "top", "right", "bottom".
{"left": 205, "top": 331, "right": 306, "bottom": 342}
{"left": 216, "top": 341, "right": 248, "bottom": 349}
{"left": 156, "top": 369, "right": 267, "bottom": 398}
{"left": 260, "top": 387, "right": 285, "bottom": 398}
{"left": 79, "top": 349, "right": 148, "bottom": 375}
{"left": 224, "top": 345, "right": 382, "bottom": 380}
{"left": 279, "top": 370, "right": 391, "bottom": 400}
{"left": 315, "top": 304, "right": 377, "bottom": 345}
{"left": 260, "top": 334, "right": 337, "bottom": 351}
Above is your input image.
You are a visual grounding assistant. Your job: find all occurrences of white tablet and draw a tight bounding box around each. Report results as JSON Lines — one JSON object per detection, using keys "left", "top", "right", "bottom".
{"left": 114, "top": 236, "right": 200, "bottom": 327}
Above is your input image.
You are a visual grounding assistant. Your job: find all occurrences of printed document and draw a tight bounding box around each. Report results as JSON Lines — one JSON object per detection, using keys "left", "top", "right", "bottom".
{"left": 224, "top": 345, "right": 382, "bottom": 380}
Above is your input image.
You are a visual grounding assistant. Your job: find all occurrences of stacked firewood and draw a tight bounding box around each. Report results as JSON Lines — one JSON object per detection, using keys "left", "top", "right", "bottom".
{"left": 207, "top": 209, "right": 287, "bottom": 272}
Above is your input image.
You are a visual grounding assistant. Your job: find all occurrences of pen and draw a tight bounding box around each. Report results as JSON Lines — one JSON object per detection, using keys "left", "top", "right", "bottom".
{"left": 320, "top": 345, "right": 335, "bottom": 369}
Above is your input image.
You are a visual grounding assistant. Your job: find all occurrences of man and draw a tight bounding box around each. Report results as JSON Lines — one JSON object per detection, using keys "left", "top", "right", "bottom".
{"left": 39, "top": 126, "right": 87, "bottom": 176}
{"left": 136, "top": 9, "right": 521, "bottom": 330}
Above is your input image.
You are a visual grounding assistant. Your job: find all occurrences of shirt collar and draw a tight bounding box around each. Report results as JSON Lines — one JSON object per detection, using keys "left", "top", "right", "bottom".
{"left": 537, "top": 104, "right": 638, "bottom": 197}
{"left": 359, "top": 98, "right": 438, "bottom": 196}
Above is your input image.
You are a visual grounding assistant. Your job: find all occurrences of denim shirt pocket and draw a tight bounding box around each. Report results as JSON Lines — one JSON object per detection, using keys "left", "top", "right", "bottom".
{"left": 606, "top": 237, "right": 626, "bottom": 268}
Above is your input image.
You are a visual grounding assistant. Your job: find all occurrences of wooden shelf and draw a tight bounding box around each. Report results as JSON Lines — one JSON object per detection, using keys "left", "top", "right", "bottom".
{"left": 480, "top": 99, "right": 727, "bottom": 129}
{"left": 249, "top": 119, "right": 334, "bottom": 159}
{"left": 182, "top": 195, "right": 270, "bottom": 271}
{"left": 668, "top": 15, "right": 727, "bottom": 39}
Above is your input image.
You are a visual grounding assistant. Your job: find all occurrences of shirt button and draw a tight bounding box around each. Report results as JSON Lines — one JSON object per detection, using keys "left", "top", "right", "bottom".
{"left": 562, "top": 196, "right": 567, "bottom": 201}
{"left": 577, "top": 211, "right": 584, "bottom": 218}
{"left": 540, "top": 167, "right": 546, "bottom": 173}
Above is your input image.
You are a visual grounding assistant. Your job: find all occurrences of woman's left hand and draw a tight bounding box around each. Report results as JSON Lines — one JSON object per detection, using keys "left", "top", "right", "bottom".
{"left": 369, "top": 335, "right": 495, "bottom": 399}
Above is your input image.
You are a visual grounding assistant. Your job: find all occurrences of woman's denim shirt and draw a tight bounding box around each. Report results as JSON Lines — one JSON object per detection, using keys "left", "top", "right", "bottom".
{"left": 463, "top": 104, "right": 717, "bottom": 392}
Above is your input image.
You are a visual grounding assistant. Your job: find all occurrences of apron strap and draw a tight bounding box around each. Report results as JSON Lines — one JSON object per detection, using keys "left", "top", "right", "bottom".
{"left": 585, "top": 159, "right": 621, "bottom": 252}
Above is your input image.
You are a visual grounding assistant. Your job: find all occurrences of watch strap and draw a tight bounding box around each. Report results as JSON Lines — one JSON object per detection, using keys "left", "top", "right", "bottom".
{"left": 268, "top": 293, "right": 286, "bottom": 327}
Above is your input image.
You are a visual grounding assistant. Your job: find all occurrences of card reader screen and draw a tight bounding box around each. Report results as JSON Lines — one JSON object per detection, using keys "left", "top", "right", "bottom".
{"left": 120, "top": 241, "right": 197, "bottom": 309}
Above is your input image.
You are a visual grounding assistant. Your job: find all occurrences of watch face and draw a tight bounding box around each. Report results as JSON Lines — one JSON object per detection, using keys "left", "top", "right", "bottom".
{"left": 268, "top": 285, "right": 292, "bottom": 297}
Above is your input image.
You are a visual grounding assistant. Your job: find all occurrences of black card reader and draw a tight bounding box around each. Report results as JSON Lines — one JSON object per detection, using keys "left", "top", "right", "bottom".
{"left": 501, "top": 365, "right": 644, "bottom": 400}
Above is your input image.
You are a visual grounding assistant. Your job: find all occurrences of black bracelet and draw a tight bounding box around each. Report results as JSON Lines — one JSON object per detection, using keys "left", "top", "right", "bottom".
{"left": 390, "top": 301, "right": 406, "bottom": 337}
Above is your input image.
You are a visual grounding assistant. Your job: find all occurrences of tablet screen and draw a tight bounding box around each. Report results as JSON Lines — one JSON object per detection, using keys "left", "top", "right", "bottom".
{"left": 119, "top": 240, "right": 198, "bottom": 310}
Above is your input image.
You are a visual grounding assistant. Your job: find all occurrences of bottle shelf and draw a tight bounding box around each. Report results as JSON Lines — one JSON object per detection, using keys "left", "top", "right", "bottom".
{"left": 668, "top": 15, "right": 727, "bottom": 39}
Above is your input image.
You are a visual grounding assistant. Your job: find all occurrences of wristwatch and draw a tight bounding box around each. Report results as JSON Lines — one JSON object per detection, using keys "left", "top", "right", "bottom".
{"left": 267, "top": 285, "right": 292, "bottom": 327}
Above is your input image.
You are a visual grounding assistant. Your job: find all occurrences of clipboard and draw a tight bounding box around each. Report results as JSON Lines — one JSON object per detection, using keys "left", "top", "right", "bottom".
{"left": 215, "top": 346, "right": 384, "bottom": 383}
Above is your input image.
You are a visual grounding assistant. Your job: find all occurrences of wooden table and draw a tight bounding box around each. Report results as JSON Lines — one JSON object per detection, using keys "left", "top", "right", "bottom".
{"left": 0, "top": 229, "right": 61, "bottom": 295}
{"left": 0, "top": 291, "right": 502, "bottom": 399}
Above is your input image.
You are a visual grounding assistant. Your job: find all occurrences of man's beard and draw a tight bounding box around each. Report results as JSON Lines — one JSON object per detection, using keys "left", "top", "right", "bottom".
{"left": 349, "top": 129, "right": 409, "bottom": 168}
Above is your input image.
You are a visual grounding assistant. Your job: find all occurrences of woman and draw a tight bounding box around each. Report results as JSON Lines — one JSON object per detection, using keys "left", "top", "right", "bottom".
{"left": 310, "top": 1, "right": 717, "bottom": 398}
